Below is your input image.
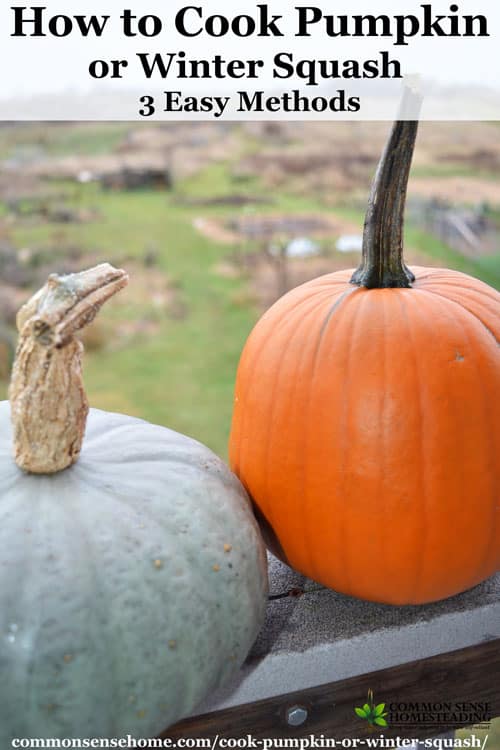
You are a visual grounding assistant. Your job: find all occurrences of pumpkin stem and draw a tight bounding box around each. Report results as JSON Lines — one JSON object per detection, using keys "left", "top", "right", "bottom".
{"left": 351, "top": 86, "right": 423, "bottom": 289}
{"left": 9, "top": 264, "right": 128, "bottom": 474}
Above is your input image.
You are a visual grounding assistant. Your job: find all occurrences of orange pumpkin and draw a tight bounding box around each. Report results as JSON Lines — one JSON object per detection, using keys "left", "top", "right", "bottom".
{"left": 229, "top": 101, "right": 500, "bottom": 605}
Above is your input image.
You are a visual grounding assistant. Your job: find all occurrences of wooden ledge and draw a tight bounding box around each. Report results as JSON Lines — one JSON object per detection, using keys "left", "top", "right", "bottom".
{"left": 165, "top": 555, "right": 500, "bottom": 739}
{"left": 165, "top": 640, "right": 500, "bottom": 740}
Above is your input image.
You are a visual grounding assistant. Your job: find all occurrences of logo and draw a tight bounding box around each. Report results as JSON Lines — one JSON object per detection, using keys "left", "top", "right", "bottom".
{"left": 388, "top": 702, "right": 491, "bottom": 729}
{"left": 354, "top": 694, "right": 491, "bottom": 730}
{"left": 355, "top": 690, "right": 389, "bottom": 728}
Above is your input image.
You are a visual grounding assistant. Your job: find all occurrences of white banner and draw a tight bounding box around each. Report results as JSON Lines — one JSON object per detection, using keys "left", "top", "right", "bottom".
{"left": 0, "top": 0, "right": 499, "bottom": 120}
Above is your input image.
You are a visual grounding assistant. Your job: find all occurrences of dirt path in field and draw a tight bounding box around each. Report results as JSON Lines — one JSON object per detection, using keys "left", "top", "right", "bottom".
{"left": 193, "top": 217, "right": 241, "bottom": 245}
{"left": 409, "top": 176, "right": 500, "bottom": 206}
{"left": 194, "top": 213, "right": 361, "bottom": 246}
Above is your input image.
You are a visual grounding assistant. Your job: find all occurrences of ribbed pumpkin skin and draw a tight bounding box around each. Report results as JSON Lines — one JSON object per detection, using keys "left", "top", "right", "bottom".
{"left": 229, "top": 266, "right": 500, "bottom": 605}
{"left": 0, "top": 403, "right": 268, "bottom": 741}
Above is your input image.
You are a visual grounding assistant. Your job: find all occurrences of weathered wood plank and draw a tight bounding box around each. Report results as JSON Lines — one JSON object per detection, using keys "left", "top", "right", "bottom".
{"left": 163, "top": 640, "right": 499, "bottom": 741}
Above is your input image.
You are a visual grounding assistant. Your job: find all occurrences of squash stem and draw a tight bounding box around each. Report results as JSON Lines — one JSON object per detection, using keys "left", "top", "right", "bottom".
{"left": 9, "top": 264, "right": 128, "bottom": 474}
{"left": 351, "top": 87, "right": 423, "bottom": 289}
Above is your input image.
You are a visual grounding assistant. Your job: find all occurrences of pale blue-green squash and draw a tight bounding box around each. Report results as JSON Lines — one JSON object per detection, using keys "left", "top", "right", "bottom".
{"left": 0, "top": 265, "right": 268, "bottom": 741}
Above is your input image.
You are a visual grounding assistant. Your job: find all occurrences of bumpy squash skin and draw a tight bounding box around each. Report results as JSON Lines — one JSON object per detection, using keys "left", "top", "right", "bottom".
{"left": 0, "top": 403, "right": 268, "bottom": 741}
{"left": 229, "top": 266, "right": 500, "bottom": 605}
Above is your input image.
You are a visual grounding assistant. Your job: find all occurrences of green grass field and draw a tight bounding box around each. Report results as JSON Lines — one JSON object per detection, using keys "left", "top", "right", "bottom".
{"left": 1, "top": 127, "right": 499, "bottom": 458}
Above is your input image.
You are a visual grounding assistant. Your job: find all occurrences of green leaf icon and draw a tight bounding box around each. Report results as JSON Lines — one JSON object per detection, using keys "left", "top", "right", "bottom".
{"left": 355, "top": 691, "right": 388, "bottom": 726}
{"left": 355, "top": 707, "right": 369, "bottom": 718}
